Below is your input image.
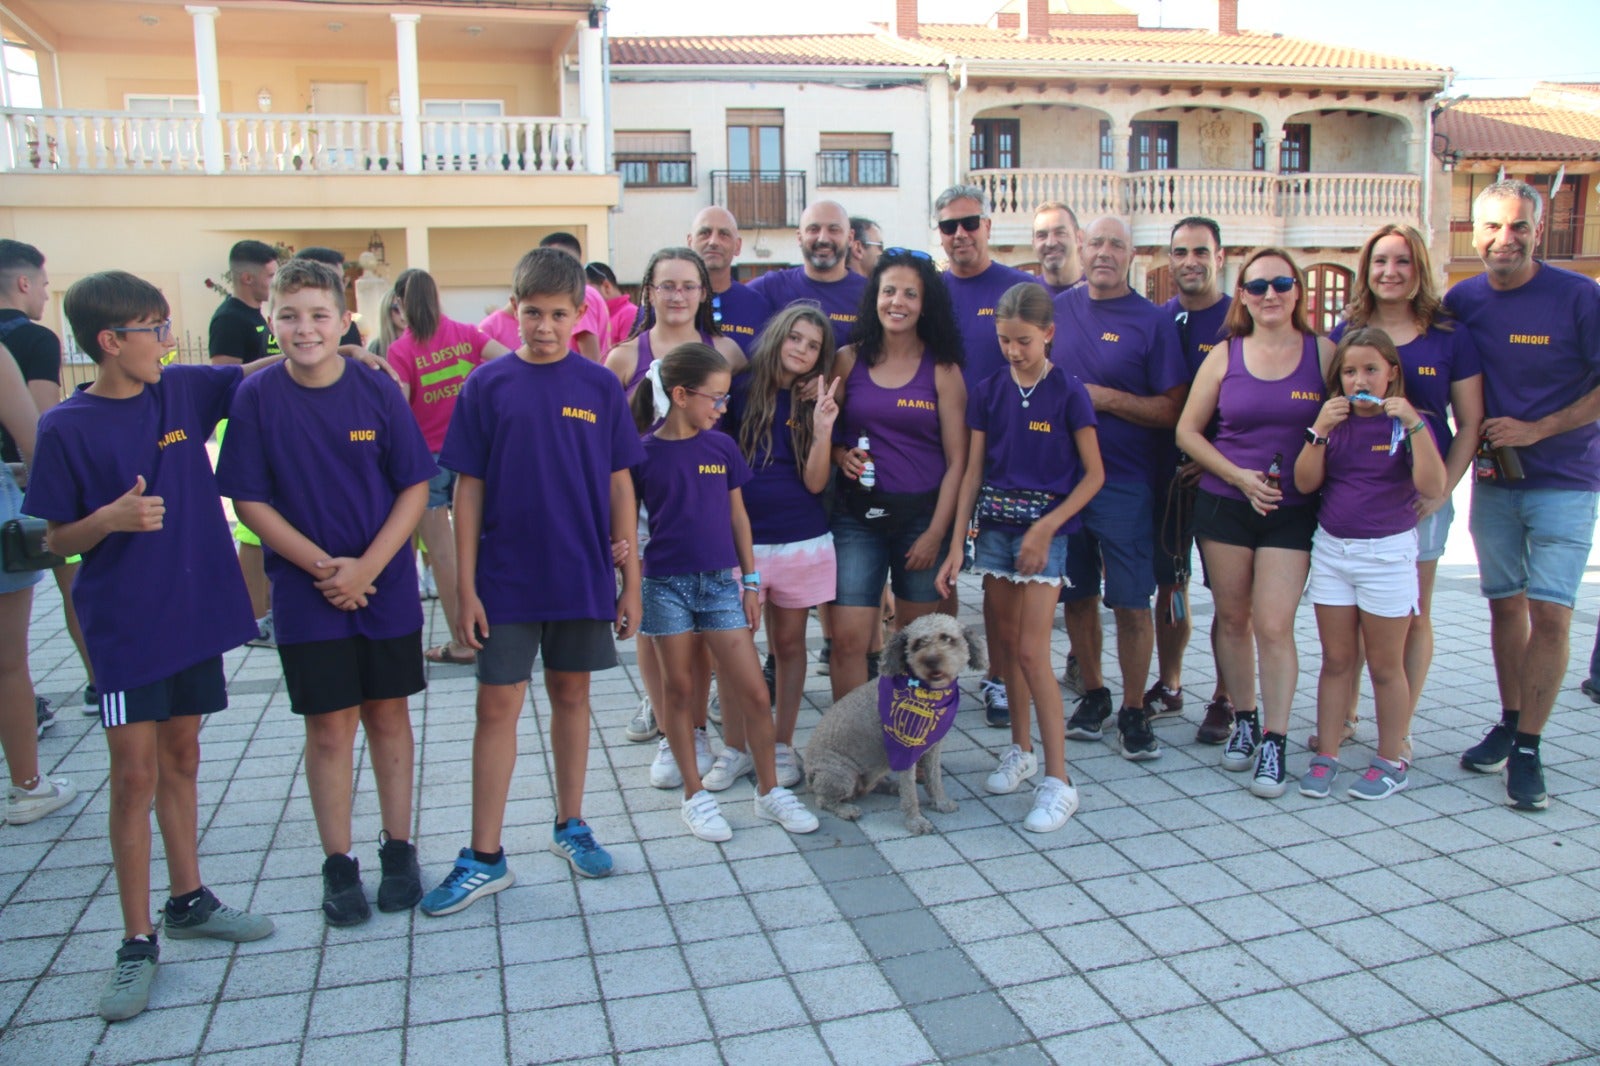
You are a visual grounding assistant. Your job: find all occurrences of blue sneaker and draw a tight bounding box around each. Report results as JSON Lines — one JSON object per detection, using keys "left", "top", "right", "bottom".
{"left": 551, "top": 819, "right": 614, "bottom": 878}
{"left": 419, "top": 847, "right": 514, "bottom": 917}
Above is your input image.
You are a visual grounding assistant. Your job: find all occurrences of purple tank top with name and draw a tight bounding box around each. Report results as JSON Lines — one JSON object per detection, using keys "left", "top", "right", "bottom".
{"left": 624, "top": 328, "right": 717, "bottom": 400}
{"left": 1200, "top": 333, "right": 1324, "bottom": 507}
{"left": 841, "top": 353, "right": 943, "bottom": 495}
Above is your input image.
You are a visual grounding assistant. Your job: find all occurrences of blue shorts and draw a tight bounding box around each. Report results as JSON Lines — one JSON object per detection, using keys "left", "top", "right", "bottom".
{"left": 831, "top": 506, "right": 941, "bottom": 606}
{"left": 1416, "top": 496, "right": 1453, "bottom": 564}
{"left": 0, "top": 463, "right": 42, "bottom": 595}
{"left": 1062, "top": 480, "right": 1156, "bottom": 609}
{"left": 426, "top": 454, "right": 455, "bottom": 510}
{"left": 1469, "top": 483, "right": 1598, "bottom": 609}
{"left": 642, "top": 570, "right": 748, "bottom": 637}
{"left": 99, "top": 656, "right": 227, "bottom": 728}
{"left": 971, "top": 526, "right": 1068, "bottom": 586}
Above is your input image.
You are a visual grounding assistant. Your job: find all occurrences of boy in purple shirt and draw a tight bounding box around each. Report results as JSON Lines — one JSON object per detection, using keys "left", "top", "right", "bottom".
{"left": 25, "top": 271, "right": 275, "bottom": 1021}
{"left": 421, "top": 249, "right": 644, "bottom": 915}
{"left": 216, "top": 259, "right": 436, "bottom": 927}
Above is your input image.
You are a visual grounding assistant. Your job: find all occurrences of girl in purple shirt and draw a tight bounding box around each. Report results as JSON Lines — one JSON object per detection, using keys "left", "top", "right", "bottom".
{"left": 630, "top": 343, "right": 820, "bottom": 844}
{"left": 1294, "top": 329, "right": 1445, "bottom": 801}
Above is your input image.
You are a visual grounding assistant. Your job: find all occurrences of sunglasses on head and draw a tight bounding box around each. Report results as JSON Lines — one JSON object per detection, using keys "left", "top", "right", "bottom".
{"left": 1241, "top": 276, "right": 1296, "bottom": 296}
{"left": 883, "top": 247, "right": 933, "bottom": 262}
{"left": 937, "top": 214, "right": 983, "bottom": 236}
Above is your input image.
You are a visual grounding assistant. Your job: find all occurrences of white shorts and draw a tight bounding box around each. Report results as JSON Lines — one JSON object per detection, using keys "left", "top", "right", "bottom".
{"left": 1307, "top": 526, "right": 1419, "bottom": 618}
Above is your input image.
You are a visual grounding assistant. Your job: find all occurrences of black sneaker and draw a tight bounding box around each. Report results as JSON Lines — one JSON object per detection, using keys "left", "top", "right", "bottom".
{"left": 1249, "top": 733, "right": 1287, "bottom": 798}
{"left": 1505, "top": 746, "right": 1549, "bottom": 811}
{"left": 816, "top": 638, "right": 831, "bottom": 676}
{"left": 321, "top": 853, "right": 371, "bottom": 927}
{"left": 762, "top": 652, "right": 776, "bottom": 706}
{"left": 1117, "top": 706, "right": 1161, "bottom": 761}
{"left": 1066, "top": 687, "right": 1113, "bottom": 740}
{"left": 866, "top": 651, "right": 881, "bottom": 680}
{"left": 1222, "top": 711, "right": 1259, "bottom": 772}
{"left": 1461, "top": 722, "right": 1515, "bottom": 773}
{"left": 980, "top": 677, "right": 1010, "bottom": 728}
{"left": 377, "top": 834, "right": 423, "bottom": 912}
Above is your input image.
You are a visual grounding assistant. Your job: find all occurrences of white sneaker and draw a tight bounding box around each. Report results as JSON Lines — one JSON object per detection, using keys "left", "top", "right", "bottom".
{"left": 626, "top": 697, "right": 658, "bottom": 743}
{"left": 774, "top": 743, "right": 802, "bottom": 788}
{"left": 985, "top": 744, "right": 1039, "bottom": 794}
{"left": 649, "top": 737, "right": 683, "bottom": 790}
{"left": 694, "top": 726, "right": 714, "bottom": 776}
{"left": 246, "top": 611, "right": 276, "bottom": 649}
{"left": 418, "top": 553, "right": 438, "bottom": 600}
{"left": 1023, "top": 776, "right": 1080, "bottom": 833}
{"left": 681, "top": 790, "right": 732, "bottom": 842}
{"left": 707, "top": 676, "right": 722, "bottom": 725}
{"left": 754, "top": 786, "right": 819, "bottom": 834}
{"left": 5, "top": 776, "right": 77, "bottom": 825}
{"left": 702, "top": 747, "right": 754, "bottom": 792}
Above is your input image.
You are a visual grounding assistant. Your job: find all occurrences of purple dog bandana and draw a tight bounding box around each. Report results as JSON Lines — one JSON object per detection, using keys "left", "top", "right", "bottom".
{"left": 877, "top": 674, "right": 961, "bottom": 772}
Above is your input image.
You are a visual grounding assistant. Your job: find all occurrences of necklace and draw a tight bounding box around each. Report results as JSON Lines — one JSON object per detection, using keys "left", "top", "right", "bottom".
{"left": 1014, "top": 362, "right": 1049, "bottom": 408}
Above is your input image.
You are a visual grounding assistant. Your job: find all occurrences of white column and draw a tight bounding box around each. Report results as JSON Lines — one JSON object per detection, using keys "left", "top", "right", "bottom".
{"left": 185, "top": 5, "right": 224, "bottom": 174}
{"left": 405, "top": 225, "right": 430, "bottom": 271}
{"left": 392, "top": 13, "right": 422, "bottom": 174}
{"left": 578, "top": 23, "right": 604, "bottom": 175}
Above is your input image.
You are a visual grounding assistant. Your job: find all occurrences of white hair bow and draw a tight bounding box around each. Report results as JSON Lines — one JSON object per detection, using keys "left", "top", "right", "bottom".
{"left": 643, "top": 358, "right": 672, "bottom": 425}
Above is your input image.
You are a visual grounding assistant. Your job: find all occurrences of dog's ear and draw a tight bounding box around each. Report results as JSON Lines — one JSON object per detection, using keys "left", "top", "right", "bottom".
{"left": 962, "top": 625, "right": 988, "bottom": 673}
{"left": 882, "top": 626, "right": 911, "bottom": 678}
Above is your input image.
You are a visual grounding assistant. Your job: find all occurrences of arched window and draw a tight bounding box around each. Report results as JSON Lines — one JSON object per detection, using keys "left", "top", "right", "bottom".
{"left": 1304, "top": 263, "right": 1353, "bottom": 336}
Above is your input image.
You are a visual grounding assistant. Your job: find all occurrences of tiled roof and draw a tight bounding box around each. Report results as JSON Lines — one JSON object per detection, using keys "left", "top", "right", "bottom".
{"left": 609, "top": 34, "right": 940, "bottom": 68}
{"left": 1438, "top": 98, "right": 1600, "bottom": 160}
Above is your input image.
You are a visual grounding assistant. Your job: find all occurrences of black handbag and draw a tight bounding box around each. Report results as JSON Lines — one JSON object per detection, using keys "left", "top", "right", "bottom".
{"left": 975, "top": 484, "right": 1059, "bottom": 526}
{"left": 840, "top": 483, "right": 939, "bottom": 536}
{"left": 1, "top": 516, "right": 64, "bottom": 573}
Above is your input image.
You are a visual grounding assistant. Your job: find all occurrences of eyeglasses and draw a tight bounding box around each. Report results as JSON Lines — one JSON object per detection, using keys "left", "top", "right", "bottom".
{"left": 652, "top": 282, "right": 703, "bottom": 298}
{"left": 111, "top": 318, "right": 173, "bottom": 343}
{"left": 685, "top": 387, "right": 730, "bottom": 410}
{"left": 937, "top": 214, "right": 984, "bottom": 236}
{"left": 711, "top": 292, "right": 722, "bottom": 324}
{"left": 883, "top": 247, "right": 933, "bottom": 261}
{"left": 860, "top": 241, "right": 884, "bottom": 249}
{"left": 389, "top": 303, "right": 403, "bottom": 316}
{"left": 1241, "top": 276, "right": 1296, "bottom": 296}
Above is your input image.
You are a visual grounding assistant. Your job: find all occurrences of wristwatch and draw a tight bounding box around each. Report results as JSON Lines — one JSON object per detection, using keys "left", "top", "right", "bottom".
{"left": 1305, "top": 427, "right": 1330, "bottom": 446}
{"left": 741, "top": 571, "right": 761, "bottom": 589}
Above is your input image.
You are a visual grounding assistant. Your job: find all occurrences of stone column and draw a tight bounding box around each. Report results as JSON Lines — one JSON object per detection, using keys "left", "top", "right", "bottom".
{"left": 392, "top": 14, "right": 422, "bottom": 174}
{"left": 185, "top": 5, "right": 224, "bottom": 174}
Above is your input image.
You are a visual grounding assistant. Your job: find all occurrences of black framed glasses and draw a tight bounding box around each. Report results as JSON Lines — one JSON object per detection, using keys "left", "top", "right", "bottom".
{"left": 937, "top": 214, "right": 984, "bottom": 236}
{"left": 111, "top": 318, "right": 173, "bottom": 343}
{"left": 1241, "top": 276, "right": 1296, "bottom": 296}
{"left": 883, "top": 247, "right": 934, "bottom": 261}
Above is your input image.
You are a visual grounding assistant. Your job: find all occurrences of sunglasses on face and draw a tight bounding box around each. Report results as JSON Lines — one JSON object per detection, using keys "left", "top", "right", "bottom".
{"left": 883, "top": 247, "right": 933, "bottom": 261}
{"left": 1241, "top": 276, "right": 1296, "bottom": 296}
{"left": 937, "top": 215, "right": 983, "bottom": 236}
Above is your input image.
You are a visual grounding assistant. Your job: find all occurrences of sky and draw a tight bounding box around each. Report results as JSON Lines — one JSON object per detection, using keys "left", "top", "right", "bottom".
{"left": 607, "top": 0, "right": 1600, "bottom": 98}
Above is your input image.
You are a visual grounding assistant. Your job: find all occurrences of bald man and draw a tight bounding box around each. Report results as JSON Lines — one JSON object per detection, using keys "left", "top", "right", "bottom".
{"left": 747, "top": 200, "right": 867, "bottom": 347}
{"left": 687, "top": 206, "right": 770, "bottom": 354}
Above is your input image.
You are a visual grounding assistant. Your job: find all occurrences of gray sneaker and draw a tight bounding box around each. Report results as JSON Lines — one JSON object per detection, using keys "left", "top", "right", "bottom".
{"left": 1061, "top": 653, "right": 1085, "bottom": 696}
{"left": 1298, "top": 754, "right": 1339, "bottom": 799}
{"left": 98, "top": 938, "right": 158, "bottom": 1022}
{"left": 707, "top": 691, "right": 722, "bottom": 726}
{"left": 626, "top": 697, "right": 658, "bottom": 743}
{"left": 162, "top": 887, "right": 275, "bottom": 942}
{"left": 35, "top": 696, "right": 55, "bottom": 737}
{"left": 1347, "top": 757, "right": 1408, "bottom": 801}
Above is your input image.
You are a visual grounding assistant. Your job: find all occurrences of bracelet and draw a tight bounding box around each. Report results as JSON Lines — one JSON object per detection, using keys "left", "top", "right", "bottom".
{"left": 1406, "top": 422, "right": 1425, "bottom": 438}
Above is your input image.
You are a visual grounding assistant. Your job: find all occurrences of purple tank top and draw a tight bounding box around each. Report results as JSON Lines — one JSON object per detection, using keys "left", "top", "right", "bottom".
{"left": 842, "top": 353, "right": 944, "bottom": 495}
{"left": 624, "top": 328, "right": 717, "bottom": 399}
{"left": 1200, "top": 333, "right": 1324, "bottom": 507}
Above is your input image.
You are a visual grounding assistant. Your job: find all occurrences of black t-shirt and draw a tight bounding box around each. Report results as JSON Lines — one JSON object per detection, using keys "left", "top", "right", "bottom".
{"left": 208, "top": 296, "right": 280, "bottom": 364}
{"left": 0, "top": 310, "right": 62, "bottom": 464}
{"left": 340, "top": 321, "right": 362, "bottom": 348}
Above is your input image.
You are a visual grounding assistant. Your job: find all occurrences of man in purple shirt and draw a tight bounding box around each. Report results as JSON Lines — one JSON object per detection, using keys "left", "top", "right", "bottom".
{"left": 1033, "top": 202, "right": 1083, "bottom": 296}
{"left": 748, "top": 200, "right": 867, "bottom": 348}
{"left": 688, "top": 206, "right": 770, "bottom": 355}
{"left": 1450, "top": 180, "right": 1600, "bottom": 811}
{"left": 1053, "top": 216, "right": 1189, "bottom": 762}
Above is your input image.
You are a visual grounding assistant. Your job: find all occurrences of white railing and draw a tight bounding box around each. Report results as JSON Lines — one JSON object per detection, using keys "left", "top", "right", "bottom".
{"left": 0, "top": 107, "right": 587, "bottom": 175}
{"left": 1279, "top": 174, "right": 1419, "bottom": 221}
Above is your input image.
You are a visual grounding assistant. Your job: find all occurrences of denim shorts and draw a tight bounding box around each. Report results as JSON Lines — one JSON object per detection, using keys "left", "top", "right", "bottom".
{"left": 426, "top": 453, "right": 456, "bottom": 510}
{"left": 1307, "top": 527, "right": 1419, "bottom": 618}
{"left": 1469, "top": 483, "right": 1599, "bottom": 609}
{"left": 831, "top": 506, "right": 941, "bottom": 606}
{"left": 0, "top": 463, "right": 43, "bottom": 595}
{"left": 971, "top": 526, "right": 1069, "bottom": 586}
{"left": 1062, "top": 480, "right": 1156, "bottom": 609}
{"left": 1416, "top": 495, "right": 1453, "bottom": 564}
{"left": 641, "top": 569, "right": 748, "bottom": 637}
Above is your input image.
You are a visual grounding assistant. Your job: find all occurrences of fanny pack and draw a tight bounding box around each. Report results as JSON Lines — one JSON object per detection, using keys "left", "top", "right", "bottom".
{"left": 841, "top": 483, "right": 939, "bottom": 536}
{"left": 1, "top": 517, "right": 64, "bottom": 573}
{"left": 976, "top": 484, "right": 1059, "bottom": 527}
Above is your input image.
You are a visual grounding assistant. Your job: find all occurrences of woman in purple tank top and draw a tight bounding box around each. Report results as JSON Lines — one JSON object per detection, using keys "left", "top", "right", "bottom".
{"left": 1176, "top": 247, "right": 1334, "bottom": 799}
{"left": 605, "top": 247, "right": 745, "bottom": 399}
{"left": 827, "top": 250, "right": 969, "bottom": 701}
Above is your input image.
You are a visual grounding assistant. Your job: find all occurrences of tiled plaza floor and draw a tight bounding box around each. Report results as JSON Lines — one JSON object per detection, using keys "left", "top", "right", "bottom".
{"left": 4, "top": 502, "right": 1600, "bottom": 1064}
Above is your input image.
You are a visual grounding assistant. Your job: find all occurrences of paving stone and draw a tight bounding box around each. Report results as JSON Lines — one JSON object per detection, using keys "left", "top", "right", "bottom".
{"left": 1440, "top": 1000, "right": 1589, "bottom": 1066}
{"left": 1217, "top": 987, "right": 1347, "bottom": 1053}
{"left": 819, "top": 1009, "right": 938, "bottom": 1066}
{"left": 1000, "top": 975, "right": 1119, "bottom": 1038}
{"left": 909, "top": 990, "right": 1032, "bottom": 1059}
{"left": 792, "top": 962, "right": 901, "bottom": 1020}
{"left": 1133, "top": 1003, "right": 1262, "bottom": 1066}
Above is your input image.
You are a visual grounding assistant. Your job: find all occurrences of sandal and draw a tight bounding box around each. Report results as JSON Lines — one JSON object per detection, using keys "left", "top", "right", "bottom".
{"left": 1307, "top": 717, "right": 1357, "bottom": 752}
{"left": 425, "top": 643, "right": 476, "bottom": 666}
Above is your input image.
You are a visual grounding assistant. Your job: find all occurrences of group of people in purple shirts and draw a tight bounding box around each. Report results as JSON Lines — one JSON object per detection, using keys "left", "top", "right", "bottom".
{"left": 0, "top": 175, "right": 1596, "bottom": 1022}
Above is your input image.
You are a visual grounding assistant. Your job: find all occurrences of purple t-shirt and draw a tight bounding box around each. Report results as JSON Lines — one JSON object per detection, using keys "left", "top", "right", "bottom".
{"left": 840, "top": 355, "right": 944, "bottom": 495}
{"left": 23, "top": 365, "right": 257, "bottom": 692}
{"left": 635, "top": 430, "right": 753, "bottom": 576}
{"left": 215, "top": 363, "right": 437, "bottom": 645}
{"left": 1330, "top": 320, "right": 1482, "bottom": 457}
{"left": 1444, "top": 264, "right": 1600, "bottom": 490}
{"left": 748, "top": 267, "right": 867, "bottom": 348}
{"left": 1050, "top": 287, "right": 1187, "bottom": 483}
{"left": 1319, "top": 410, "right": 1433, "bottom": 539}
{"left": 944, "top": 261, "right": 1035, "bottom": 390}
{"left": 712, "top": 281, "right": 771, "bottom": 355}
{"left": 1163, "top": 295, "right": 1233, "bottom": 377}
{"left": 723, "top": 378, "right": 829, "bottom": 545}
{"left": 968, "top": 364, "right": 1097, "bottom": 535}
{"left": 439, "top": 352, "right": 644, "bottom": 624}
{"left": 1200, "top": 334, "right": 1325, "bottom": 507}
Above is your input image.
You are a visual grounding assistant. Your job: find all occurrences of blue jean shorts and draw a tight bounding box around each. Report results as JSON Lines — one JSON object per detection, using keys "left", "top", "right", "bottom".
{"left": 1469, "top": 484, "right": 1598, "bottom": 609}
{"left": 641, "top": 569, "right": 748, "bottom": 637}
{"left": 0, "top": 463, "right": 43, "bottom": 595}
{"left": 971, "top": 526, "right": 1069, "bottom": 586}
{"left": 1416, "top": 495, "right": 1453, "bottom": 564}
{"left": 1063, "top": 479, "right": 1156, "bottom": 609}
{"left": 831, "top": 506, "right": 941, "bottom": 606}
{"left": 426, "top": 453, "right": 455, "bottom": 510}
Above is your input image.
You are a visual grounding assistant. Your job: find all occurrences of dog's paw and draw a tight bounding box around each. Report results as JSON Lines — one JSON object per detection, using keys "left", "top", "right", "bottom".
{"left": 830, "top": 803, "right": 862, "bottom": 821}
{"left": 905, "top": 815, "right": 935, "bottom": 835}
{"left": 931, "top": 799, "right": 958, "bottom": 814}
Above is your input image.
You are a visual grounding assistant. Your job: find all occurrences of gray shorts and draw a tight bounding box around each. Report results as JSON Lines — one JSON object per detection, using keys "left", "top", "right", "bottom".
{"left": 476, "top": 618, "right": 617, "bottom": 685}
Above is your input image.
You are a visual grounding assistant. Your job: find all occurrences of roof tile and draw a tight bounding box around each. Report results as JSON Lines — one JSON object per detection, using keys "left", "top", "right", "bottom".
{"left": 1438, "top": 98, "right": 1600, "bottom": 160}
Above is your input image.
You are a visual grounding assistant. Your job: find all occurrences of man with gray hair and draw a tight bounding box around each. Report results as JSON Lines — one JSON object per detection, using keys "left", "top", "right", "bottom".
{"left": 1449, "top": 179, "right": 1600, "bottom": 811}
